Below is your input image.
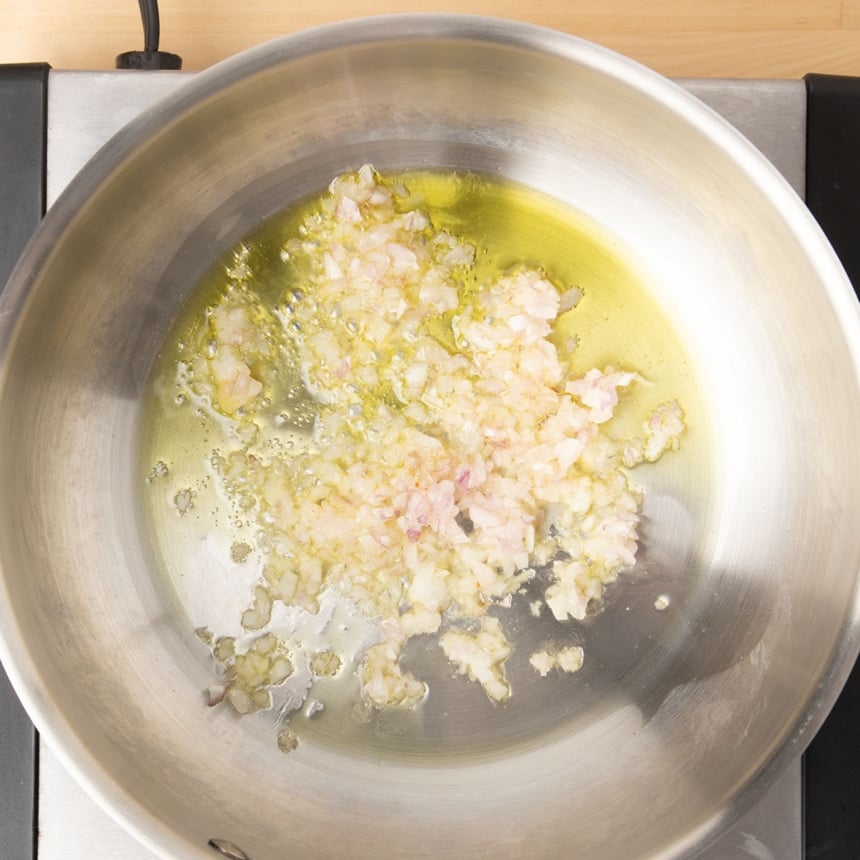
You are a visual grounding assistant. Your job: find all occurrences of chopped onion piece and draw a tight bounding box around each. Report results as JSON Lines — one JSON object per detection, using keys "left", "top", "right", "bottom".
{"left": 188, "top": 165, "right": 686, "bottom": 713}
{"left": 440, "top": 617, "right": 512, "bottom": 702}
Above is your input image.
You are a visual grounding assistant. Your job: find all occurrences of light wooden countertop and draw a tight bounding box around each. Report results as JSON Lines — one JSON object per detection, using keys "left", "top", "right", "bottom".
{"left": 4, "top": 0, "right": 860, "bottom": 78}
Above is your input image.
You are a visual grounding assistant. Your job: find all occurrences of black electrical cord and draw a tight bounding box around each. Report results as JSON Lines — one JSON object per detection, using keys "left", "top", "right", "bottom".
{"left": 139, "top": 0, "right": 160, "bottom": 53}
{"left": 116, "top": 0, "right": 182, "bottom": 70}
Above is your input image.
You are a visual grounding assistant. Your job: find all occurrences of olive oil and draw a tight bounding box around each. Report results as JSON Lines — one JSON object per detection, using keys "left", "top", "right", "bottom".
{"left": 137, "top": 168, "right": 706, "bottom": 758}
{"left": 142, "top": 171, "right": 699, "bottom": 470}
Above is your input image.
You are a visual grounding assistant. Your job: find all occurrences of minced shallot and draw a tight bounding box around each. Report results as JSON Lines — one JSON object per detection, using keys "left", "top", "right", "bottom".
{"left": 185, "top": 165, "right": 684, "bottom": 711}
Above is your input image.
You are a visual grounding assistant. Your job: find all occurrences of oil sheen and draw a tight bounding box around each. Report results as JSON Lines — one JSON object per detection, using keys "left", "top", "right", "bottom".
{"left": 137, "top": 169, "right": 706, "bottom": 759}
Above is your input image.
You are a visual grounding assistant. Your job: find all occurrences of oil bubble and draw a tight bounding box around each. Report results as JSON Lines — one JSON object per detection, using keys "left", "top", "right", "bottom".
{"left": 146, "top": 460, "right": 169, "bottom": 482}
{"left": 173, "top": 488, "right": 195, "bottom": 516}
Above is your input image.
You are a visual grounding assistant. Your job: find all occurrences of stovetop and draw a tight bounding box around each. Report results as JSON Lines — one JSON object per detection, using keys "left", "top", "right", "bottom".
{"left": 1, "top": 67, "right": 858, "bottom": 860}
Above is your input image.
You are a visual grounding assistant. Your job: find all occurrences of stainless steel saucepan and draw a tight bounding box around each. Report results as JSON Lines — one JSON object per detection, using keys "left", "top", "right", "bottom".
{"left": 1, "top": 15, "right": 859, "bottom": 860}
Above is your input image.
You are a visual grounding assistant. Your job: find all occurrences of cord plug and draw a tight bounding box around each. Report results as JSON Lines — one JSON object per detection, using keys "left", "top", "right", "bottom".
{"left": 116, "top": 50, "right": 182, "bottom": 70}
{"left": 116, "top": 0, "right": 182, "bottom": 70}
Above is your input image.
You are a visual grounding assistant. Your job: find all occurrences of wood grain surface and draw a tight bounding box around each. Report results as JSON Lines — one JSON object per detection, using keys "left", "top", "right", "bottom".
{"left": 3, "top": 0, "right": 860, "bottom": 78}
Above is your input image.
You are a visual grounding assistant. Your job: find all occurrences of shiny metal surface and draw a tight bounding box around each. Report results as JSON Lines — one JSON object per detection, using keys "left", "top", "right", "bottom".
{"left": 696, "top": 765, "right": 802, "bottom": 860}
{"left": 38, "top": 744, "right": 157, "bottom": 860}
{"left": 37, "top": 732, "right": 803, "bottom": 860}
{"left": 680, "top": 79, "right": 806, "bottom": 197}
{"left": 1, "top": 15, "right": 860, "bottom": 860}
{"left": 45, "top": 74, "right": 807, "bottom": 207}
{"left": 46, "top": 71, "right": 190, "bottom": 208}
